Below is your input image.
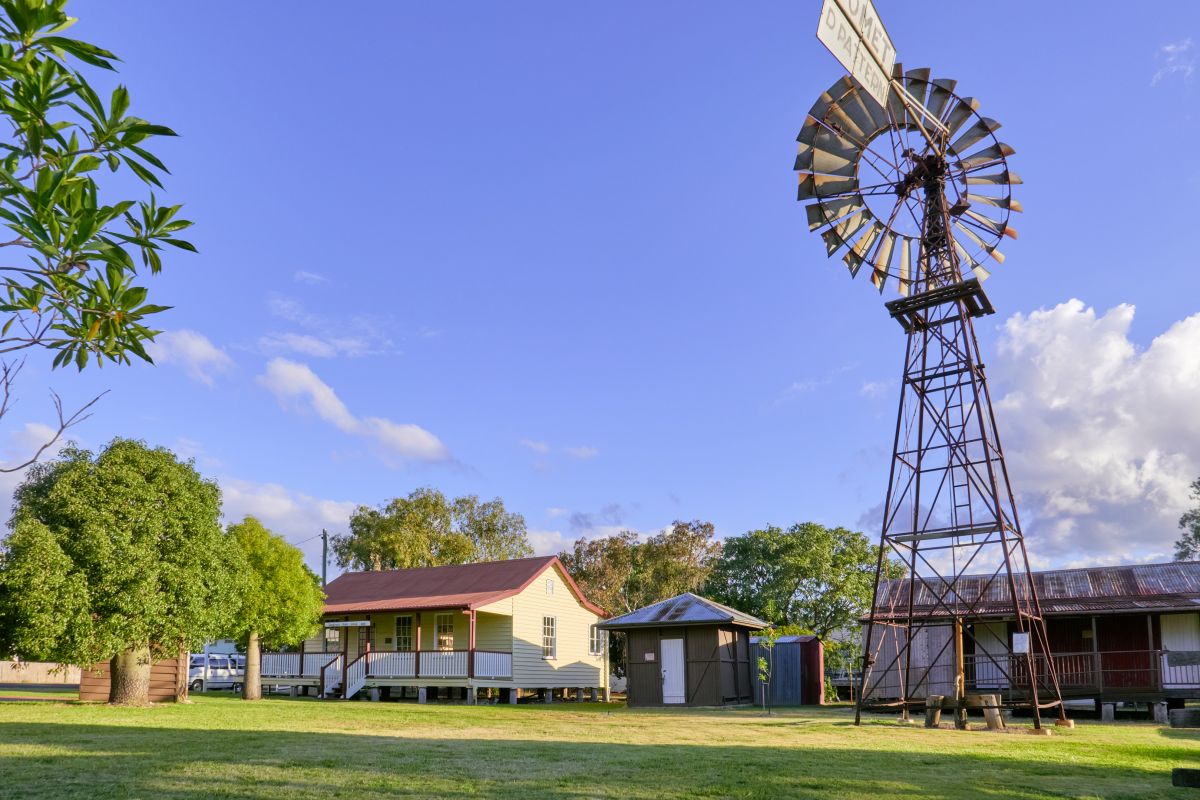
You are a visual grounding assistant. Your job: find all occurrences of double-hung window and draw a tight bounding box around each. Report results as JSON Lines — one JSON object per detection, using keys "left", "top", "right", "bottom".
{"left": 395, "top": 616, "right": 413, "bottom": 652}
{"left": 589, "top": 624, "right": 605, "bottom": 656}
{"left": 436, "top": 613, "right": 455, "bottom": 651}
{"left": 542, "top": 616, "right": 557, "bottom": 659}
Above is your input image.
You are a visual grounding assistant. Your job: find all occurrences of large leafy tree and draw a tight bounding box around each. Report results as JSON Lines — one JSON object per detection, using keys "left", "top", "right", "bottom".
{"left": 704, "top": 522, "right": 901, "bottom": 639}
{"left": 1176, "top": 477, "right": 1200, "bottom": 561}
{"left": 227, "top": 516, "right": 324, "bottom": 701}
{"left": 333, "top": 487, "right": 532, "bottom": 571}
{"left": 0, "top": 439, "right": 242, "bottom": 704}
{"left": 0, "top": 1, "right": 192, "bottom": 467}
{"left": 559, "top": 520, "right": 722, "bottom": 675}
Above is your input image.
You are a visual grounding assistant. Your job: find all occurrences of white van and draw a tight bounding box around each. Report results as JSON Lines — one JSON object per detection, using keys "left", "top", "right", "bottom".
{"left": 188, "top": 652, "right": 245, "bottom": 692}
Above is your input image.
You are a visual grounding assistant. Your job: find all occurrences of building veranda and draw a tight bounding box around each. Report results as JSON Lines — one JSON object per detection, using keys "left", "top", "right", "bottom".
{"left": 258, "top": 556, "right": 610, "bottom": 703}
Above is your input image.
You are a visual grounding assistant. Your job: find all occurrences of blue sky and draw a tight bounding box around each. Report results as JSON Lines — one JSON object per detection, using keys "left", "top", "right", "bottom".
{"left": 4, "top": 1, "right": 1198, "bottom": 575}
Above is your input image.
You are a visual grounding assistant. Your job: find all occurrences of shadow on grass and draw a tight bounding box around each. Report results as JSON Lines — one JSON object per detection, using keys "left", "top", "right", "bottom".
{"left": 0, "top": 719, "right": 1196, "bottom": 800}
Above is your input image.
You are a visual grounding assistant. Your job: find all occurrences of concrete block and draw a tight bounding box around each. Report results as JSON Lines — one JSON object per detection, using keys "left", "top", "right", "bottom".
{"left": 1170, "top": 708, "right": 1200, "bottom": 728}
{"left": 1153, "top": 702, "right": 1168, "bottom": 724}
{"left": 545, "top": 688, "right": 553, "bottom": 704}
{"left": 418, "top": 687, "right": 428, "bottom": 704}
{"left": 466, "top": 688, "right": 476, "bottom": 705}
{"left": 369, "top": 688, "right": 381, "bottom": 702}
{"left": 591, "top": 688, "right": 599, "bottom": 702}
{"left": 1101, "top": 703, "right": 1115, "bottom": 723}
{"left": 576, "top": 688, "right": 585, "bottom": 702}
{"left": 508, "top": 688, "right": 519, "bottom": 704}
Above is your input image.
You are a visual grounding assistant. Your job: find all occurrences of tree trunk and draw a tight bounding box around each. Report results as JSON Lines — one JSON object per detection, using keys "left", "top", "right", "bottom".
{"left": 242, "top": 632, "right": 262, "bottom": 701}
{"left": 109, "top": 643, "right": 152, "bottom": 705}
{"left": 175, "top": 644, "right": 189, "bottom": 703}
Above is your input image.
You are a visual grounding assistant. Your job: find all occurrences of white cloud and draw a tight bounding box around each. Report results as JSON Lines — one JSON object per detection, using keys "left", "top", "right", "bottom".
{"left": 292, "top": 270, "right": 328, "bottom": 285}
{"left": 258, "top": 332, "right": 371, "bottom": 359}
{"left": 257, "top": 358, "right": 450, "bottom": 463}
{"left": 992, "top": 300, "right": 1200, "bottom": 564}
{"left": 147, "top": 330, "right": 233, "bottom": 386}
{"left": 1153, "top": 38, "right": 1195, "bottom": 85}
{"left": 266, "top": 294, "right": 398, "bottom": 358}
{"left": 545, "top": 507, "right": 568, "bottom": 518}
{"left": 519, "top": 438, "right": 550, "bottom": 454}
{"left": 859, "top": 380, "right": 892, "bottom": 397}
{"left": 566, "top": 445, "right": 599, "bottom": 460}
{"left": 219, "top": 476, "right": 357, "bottom": 575}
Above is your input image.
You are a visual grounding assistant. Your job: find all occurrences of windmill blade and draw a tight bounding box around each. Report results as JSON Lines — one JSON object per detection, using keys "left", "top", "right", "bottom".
{"left": 963, "top": 208, "right": 1017, "bottom": 239}
{"left": 965, "top": 170, "right": 1022, "bottom": 186}
{"left": 953, "top": 220, "right": 1005, "bottom": 264}
{"left": 871, "top": 232, "right": 898, "bottom": 293}
{"left": 821, "top": 209, "right": 871, "bottom": 256}
{"left": 806, "top": 197, "right": 862, "bottom": 231}
{"left": 897, "top": 236, "right": 912, "bottom": 296}
{"left": 966, "top": 192, "right": 1022, "bottom": 212}
{"left": 795, "top": 145, "right": 856, "bottom": 176}
{"left": 798, "top": 172, "right": 857, "bottom": 201}
{"left": 887, "top": 62, "right": 906, "bottom": 124}
{"left": 950, "top": 117, "right": 1001, "bottom": 155}
{"left": 958, "top": 141, "right": 1015, "bottom": 169}
{"left": 844, "top": 221, "right": 883, "bottom": 277}
{"left": 925, "top": 77, "right": 957, "bottom": 120}
{"left": 952, "top": 238, "right": 984, "bottom": 274}
{"left": 843, "top": 83, "right": 889, "bottom": 136}
{"left": 942, "top": 96, "right": 981, "bottom": 138}
{"left": 902, "top": 67, "right": 932, "bottom": 127}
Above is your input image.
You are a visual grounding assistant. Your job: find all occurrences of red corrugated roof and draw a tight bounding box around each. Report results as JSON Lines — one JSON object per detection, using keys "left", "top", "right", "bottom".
{"left": 323, "top": 556, "right": 607, "bottom": 616}
{"left": 870, "top": 560, "right": 1200, "bottom": 620}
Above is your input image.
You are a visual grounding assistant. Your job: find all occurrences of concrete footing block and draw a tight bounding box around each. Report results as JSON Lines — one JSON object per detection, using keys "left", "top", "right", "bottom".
{"left": 418, "top": 687, "right": 428, "bottom": 704}
{"left": 1101, "top": 703, "right": 1116, "bottom": 723}
{"left": 1153, "top": 702, "right": 1168, "bottom": 724}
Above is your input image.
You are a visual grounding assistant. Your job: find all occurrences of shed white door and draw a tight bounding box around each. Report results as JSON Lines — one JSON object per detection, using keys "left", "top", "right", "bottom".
{"left": 1161, "top": 613, "right": 1200, "bottom": 688}
{"left": 973, "top": 622, "right": 1010, "bottom": 689}
{"left": 661, "top": 638, "right": 685, "bottom": 704}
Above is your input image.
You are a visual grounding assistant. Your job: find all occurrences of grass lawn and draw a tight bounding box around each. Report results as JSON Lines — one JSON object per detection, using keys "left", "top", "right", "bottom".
{"left": 0, "top": 696, "right": 1197, "bottom": 799}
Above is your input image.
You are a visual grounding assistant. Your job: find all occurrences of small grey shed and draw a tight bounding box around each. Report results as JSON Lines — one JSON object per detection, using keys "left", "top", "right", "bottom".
{"left": 598, "top": 593, "right": 767, "bottom": 707}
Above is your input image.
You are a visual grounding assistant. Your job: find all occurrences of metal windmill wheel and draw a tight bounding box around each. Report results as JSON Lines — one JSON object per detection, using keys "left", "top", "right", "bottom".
{"left": 796, "top": 65, "right": 1021, "bottom": 296}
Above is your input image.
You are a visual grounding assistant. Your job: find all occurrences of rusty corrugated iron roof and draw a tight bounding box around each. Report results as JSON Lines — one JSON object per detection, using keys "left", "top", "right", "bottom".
{"left": 597, "top": 592, "right": 768, "bottom": 630}
{"left": 871, "top": 560, "right": 1200, "bottom": 620}
{"left": 323, "top": 556, "right": 607, "bottom": 616}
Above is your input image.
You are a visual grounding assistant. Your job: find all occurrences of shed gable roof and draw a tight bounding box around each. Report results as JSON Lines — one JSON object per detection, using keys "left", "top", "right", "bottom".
{"left": 323, "top": 556, "right": 606, "bottom": 616}
{"left": 598, "top": 592, "right": 767, "bottom": 630}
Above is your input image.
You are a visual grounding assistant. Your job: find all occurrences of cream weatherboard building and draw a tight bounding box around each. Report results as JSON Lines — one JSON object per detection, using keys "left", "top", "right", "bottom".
{"left": 258, "top": 556, "right": 610, "bottom": 703}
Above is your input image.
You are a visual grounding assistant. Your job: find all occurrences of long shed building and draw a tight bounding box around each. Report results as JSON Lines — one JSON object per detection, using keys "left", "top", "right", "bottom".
{"left": 599, "top": 593, "right": 765, "bottom": 708}
{"left": 862, "top": 560, "right": 1200, "bottom": 708}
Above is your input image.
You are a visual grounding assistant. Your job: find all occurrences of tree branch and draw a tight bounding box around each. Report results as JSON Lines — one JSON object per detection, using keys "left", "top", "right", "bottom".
{"left": 0, "top": 363, "right": 107, "bottom": 473}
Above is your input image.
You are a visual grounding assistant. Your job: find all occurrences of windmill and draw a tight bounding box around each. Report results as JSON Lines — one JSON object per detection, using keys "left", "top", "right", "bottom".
{"left": 797, "top": 1, "right": 1067, "bottom": 730}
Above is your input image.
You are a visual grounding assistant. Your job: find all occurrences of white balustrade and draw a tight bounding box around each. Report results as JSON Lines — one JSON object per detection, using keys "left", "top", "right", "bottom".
{"left": 260, "top": 652, "right": 299, "bottom": 677}
{"left": 367, "top": 651, "right": 416, "bottom": 678}
{"left": 420, "top": 650, "right": 468, "bottom": 678}
{"left": 321, "top": 655, "right": 343, "bottom": 695}
{"left": 474, "top": 651, "right": 512, "bottom": 679}
{"left": 344, "top": 656, "right": 367, "bottom": 699}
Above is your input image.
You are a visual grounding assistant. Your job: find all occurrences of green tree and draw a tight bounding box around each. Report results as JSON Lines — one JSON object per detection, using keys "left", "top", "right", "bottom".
{"left": 0, "top": 2, "right": 193, "bottom": 467}
{"left": 333, "top": 487, "right": 532, "bottom": 571}
{"left": 1176, "top": 477, "right": 1200, "bottom": 561}
{"left": 227, "top": 516, "right": 325, "bottom": 701}
{"left": 704, "top": 522, "right": 901, "bottom": 639}
{"left": 559, "top": 520, "right": 722, "bottom": 676}
{"left": 0, "top": 439, "right": 241, "bottom": 704}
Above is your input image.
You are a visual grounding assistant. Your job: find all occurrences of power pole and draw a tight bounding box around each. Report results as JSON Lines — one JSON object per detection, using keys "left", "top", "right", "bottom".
{"left": 321, "top": 529, "right": 328, "bottom": 588}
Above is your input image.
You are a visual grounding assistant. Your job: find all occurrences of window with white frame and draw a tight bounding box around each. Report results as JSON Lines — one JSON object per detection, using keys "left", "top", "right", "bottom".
{"left": 542, "top": 616, "right": 557, "bottom": 659}
{"left": 589, "top": 624, "right": 605, "bottom": 656}
{"left": 436, "top": 613, "right": 454, "bottom": 651}
{"left": 323, "top": 626, "right": 339, "bottom": 652}
{"left": 395, "top": 616, "right": 413, "bottom": 652}
{"left": 545, "top": 578, "right": 554, "bottom": 595}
